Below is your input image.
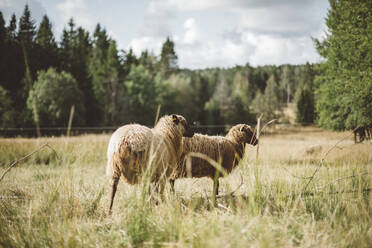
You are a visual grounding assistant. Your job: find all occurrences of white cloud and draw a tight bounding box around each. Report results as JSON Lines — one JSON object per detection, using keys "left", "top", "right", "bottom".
{"left": 147, "top": 0, "right": 170, "bottom": 15}
{"left": 176, "top": 27, "right": 321, "bottom": 69}
{"left": 140, "top": 0, "right": 176, "bottom": 38}
{"left": 177, "top": 39, "right": 252, "bottom": 69}
{"left": 144, "top": 0, "right": 328, "bottom": 68}
{"left": 147, "top": 0, "right": 321, "bottom": 13}
{"left": 56, "top": 0, "right": 95, "bottom": 33}
{"left": 247, "top": 34, "right": 318, "bottom": 65}
{"left": 127, "top": 36, "right": 163, "bottom": 56}
{"left": 0, "top": 0, "right": 46, "bottom": 24}
{"left": 148, "top": 0, "right": 327, "bottom": 37}
{"left": 130, "top": 12, "right": 322, "bottom": 69}
{"left": 183, "top": 18, "right": 199, "bottom": 44}
{"left": 176, "top": 21, "right": 254, "bottom": 69}
{"left": 147, "top": 0, "right": 229, "bottom": 12}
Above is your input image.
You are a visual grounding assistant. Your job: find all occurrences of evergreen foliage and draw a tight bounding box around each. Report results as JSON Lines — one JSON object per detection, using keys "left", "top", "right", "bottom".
{"left": 0, "top": 86, "right": 15, "bottom": 126}
{"left": 7, "top": 14, "right": 17, "bottom": 40}
{"left": 0, "top": 4, "right": 350, "bottom": 135}
{"left": 160, "top": 36, "right": 178, "bottom": 78}
{"left": 296, "top": 87, "right": 315, "bottom": 124}
{"left": 252, "top": 75, "right": 282, "bottom": 121}
{"left": 279, "top": 65, "right": 295, "bottom": 105}
{"left": 295, "top": 63, "right": 315, "bottom": 124}
{"left": 314, "top": 0, "right": 372, "bottom": 130}
{"left": 36, "top": 15, "right": 56, "bottom": 49}
{"left": 35, "top": 15, "right": 59, "bottom": 71}
{"left": 18, "top": 4, "right": 36, "bottom": 46}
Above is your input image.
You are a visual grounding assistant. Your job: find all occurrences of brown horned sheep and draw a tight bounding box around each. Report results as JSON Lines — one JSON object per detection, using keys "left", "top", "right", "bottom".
{"left": 106, "top": 114, "right": 194, "bottom": 213}
{"left": 171, "top": 124, "right": 257, "bottom": 198}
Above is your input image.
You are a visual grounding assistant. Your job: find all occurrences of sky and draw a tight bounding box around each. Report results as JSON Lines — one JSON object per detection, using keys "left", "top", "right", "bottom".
{"left": 0, "top": 0, "right": 330, "bottom": 69}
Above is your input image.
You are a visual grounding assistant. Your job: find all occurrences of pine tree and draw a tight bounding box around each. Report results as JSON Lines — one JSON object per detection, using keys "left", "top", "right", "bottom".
{"left": 191, "top": 72, "right": 211, "bottom": 124}
{"left": 36, "top": 15, "right": 56, "bottom": 50}
{"left": 35, "top": 15, "right": 59, "bottom": 70}
{"left": 89, "top": 24, "right": 110, "bottom": 81}
{"left": 295, "top": 63, "right": 315, "bottom": 124}
{"left": 205, "top": 71, "right": 245, "bottom": 125}
{"left": 296, "top": 86, "right": 314, "bottom": 124}
{"left": 7, "top": 14, "right": 17, "bottom": 40}
{"left": 252, "top": 75, "right": 282, "bottom": 121}
{"left": 13, "top": 4, "right": 39, "bottom": 127}
{"left": 0, "top": 11, "right": 9, "bottom": 105}
{"left": 300, "top": 63, "right": 314, "bottom": 90}
{"left": 18, "top": 3, "right": 39, "bottom": 87}
{"left": 160, "top": 36, "right": 178, "bottom": 78}
{"left": 314, "top": 0, "right": 372, "bottom": 130}
{"left": 18, "top": 4, "right": 36, "bottom": 46}
{"left": 139, "top": 49, "right": 156, "bottom": 72}
{"left": 139, "top": 50, "right": 149, "bottom": 66}
{"left": 123, "top": 48, "right": 138, "bottom": 76}
{"left": 61, "top": 19, "right": 99, "bottom": 126}
{"left": 232, "top": 70, "right": 251, "bottom": 109}
{"left": 0, "top": 85, "right": 15, "bottom": 127}
{"left": 3, "top": 13, "right": 24, "bottom": 110}
{"left": 89, "top": 24, "right": 111, "bottom": 124}
{"left": 279, "top": 65, "right": 294, "bottom": 105}
{"left": 0, "top": 11, "right": 8, "bottom": 78}
{"left": 264, "top": 75, "right": 282, "bottom": 120}
{"left": 92, "top": 24, "right": 110, "bottom": 61}
{"left": 0, "top": 12, "right": 6, "bottom": 46}
{"left": 105, "top": 40, "right": 125, "bottom": 124}
{"left": 60, "top": 18, "right": 77, "bottom": 71}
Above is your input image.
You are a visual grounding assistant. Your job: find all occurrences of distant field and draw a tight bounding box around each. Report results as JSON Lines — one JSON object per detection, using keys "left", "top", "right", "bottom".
{"left": 0, "top": 127, "right": 371, "bottom": 247}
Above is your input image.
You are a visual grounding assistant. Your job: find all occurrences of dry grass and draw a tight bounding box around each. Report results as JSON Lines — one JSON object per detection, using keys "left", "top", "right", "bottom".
{"left": 0, "top": 127, "right": 371, "bottom": 247}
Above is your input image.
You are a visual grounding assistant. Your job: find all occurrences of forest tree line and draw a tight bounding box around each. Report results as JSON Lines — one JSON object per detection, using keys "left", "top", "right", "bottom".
{"left": 0, "top": 0, "right": 371, "bottom": 135}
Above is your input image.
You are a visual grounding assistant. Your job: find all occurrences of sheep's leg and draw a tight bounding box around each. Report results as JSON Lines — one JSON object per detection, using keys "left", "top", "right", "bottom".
{"left": 158, "top": 180, "right": 165, "bottom": 195}
{"left": 109, "top": 177, "right": 119, "bottom": 215}
{"left": 151, "top": 180, "right": 166, "bottom": 204}
{"left": 212, "top": 178, "right": 219, "bottom": 196}
{"left": 212, "top": 177, "right": 220, "bottom": 206}
{"left": 169, "top": 179, "right": 175, "bottom": 193}
{"left": 212, "top": 168, "right": 220, "bottom": 204}
{"left": 215, "top": 179, "right": 220, "bottom": 196}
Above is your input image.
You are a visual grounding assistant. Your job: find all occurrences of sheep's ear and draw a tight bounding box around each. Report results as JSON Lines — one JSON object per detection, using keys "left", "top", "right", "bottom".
{"left": 239, "top": 125, "right": 245, "bottom": 132}
{"left": 240, "top": 125, "right": 251, "bottom": 132}
{"left": 172, "top": 114, "right": 179, "bottom": 124}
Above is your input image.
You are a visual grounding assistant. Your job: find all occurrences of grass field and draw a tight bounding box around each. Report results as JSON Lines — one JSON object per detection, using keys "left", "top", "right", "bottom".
{"left": 0, "top": 127, "right": 371, "bottom": 247}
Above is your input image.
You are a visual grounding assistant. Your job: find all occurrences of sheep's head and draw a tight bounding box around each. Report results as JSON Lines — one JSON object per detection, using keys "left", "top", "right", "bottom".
{"left": 227, "top": 124, "right": 258, "bottom": 146}
{"left": 171, "top": 114, "right": 194, "bottom": 137}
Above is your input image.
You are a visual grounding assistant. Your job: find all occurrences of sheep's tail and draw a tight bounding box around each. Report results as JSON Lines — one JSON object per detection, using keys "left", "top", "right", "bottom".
{"left": 106, "top": 142, "right": 124, "bottom": 178}
{"left": 106, "top": 142, "right": 132, "bottom": 180}
{"left": 106, "top": 153, "right": 114, "bottom": 177}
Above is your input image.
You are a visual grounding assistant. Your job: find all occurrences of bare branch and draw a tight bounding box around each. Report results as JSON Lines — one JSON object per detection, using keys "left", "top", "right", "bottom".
{"left": 301, "top": 188, "right": 371, "bottom": 197}
{"left": 301, "top": 127, "right": 359, "bottom": 193}
{"left": 260, "top": 119, "right": 278, "bottom": 134}
{"left": 315, "top": 171, "right": 372, "bottom": 191}
{"left": 45, "top": 143, "right": 60, "bottom": 160}
{"left": 216, "top": 171, "right": 244, "bottom": 199}
{"left": 280, "top": 165, "right": 313, "bottom": 180}
{"left": 0, "top": 143, "right": 58, "bottom": 182}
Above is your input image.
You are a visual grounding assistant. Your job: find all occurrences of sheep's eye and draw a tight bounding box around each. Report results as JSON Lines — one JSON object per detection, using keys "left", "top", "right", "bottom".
{"left": 172, "top": 115, "right": 179, "bottom": 124}
{"left": 181, "top": 121, "right": 187, "bottom": 128}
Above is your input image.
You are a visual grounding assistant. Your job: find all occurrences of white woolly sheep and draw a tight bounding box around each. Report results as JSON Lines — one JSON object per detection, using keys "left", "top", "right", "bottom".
{"left": 106, "top": 114, "right": 194, "bottom": 213}
{"left": 172, "top": 124, "right": 257, "bottom": 198}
